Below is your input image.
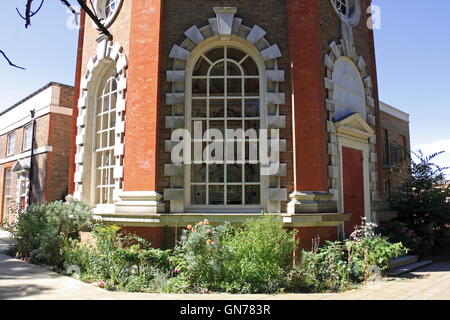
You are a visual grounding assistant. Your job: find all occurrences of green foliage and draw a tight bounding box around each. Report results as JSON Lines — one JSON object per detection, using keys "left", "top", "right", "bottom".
{"left": 221, "top": 216, "right": 297, "bottom": 293}
{"left": 377, "top": 221, "right": 423, "bottom": 254}
{"left": 63, "top": 224, "right": 173, "bottom": 291}
{"left": 391, "top": 151, "right": 450, "bottom": 256}
{"left": 9, "top": 201, "right": 92, "bottom": 266}
{"left": 291, "top": 219, "right": 407, "bottom": 293}
{"left": 173, "top": 219, "right": 231, "bottom": 292}
{"left": 174, "top": 216, "right": 297, "bottom": 293}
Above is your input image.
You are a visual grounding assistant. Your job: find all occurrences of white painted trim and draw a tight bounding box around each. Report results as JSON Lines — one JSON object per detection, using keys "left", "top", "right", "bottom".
{"left": 380, "top": 101, "right": 410, "bottom": 122}
{"left": 0, "top": 105, "right": 72, "bottom": 136}
{"left": 183, "top": 38, "right": 269, "bottom": 213}
{"left": 0, "top": 146, "right": 53, "bottom": 165}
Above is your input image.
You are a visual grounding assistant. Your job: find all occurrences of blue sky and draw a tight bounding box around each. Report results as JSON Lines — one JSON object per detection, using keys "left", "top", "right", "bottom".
{"left": 0, "top": 1, "right": 449, "bottom": 167}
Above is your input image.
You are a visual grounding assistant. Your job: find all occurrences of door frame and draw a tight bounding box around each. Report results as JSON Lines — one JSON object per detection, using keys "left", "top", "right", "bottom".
{"left": 337, "top": 133, "right": 372, "bottom": 232}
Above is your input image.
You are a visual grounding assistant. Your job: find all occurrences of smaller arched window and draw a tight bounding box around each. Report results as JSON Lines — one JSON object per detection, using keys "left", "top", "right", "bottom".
{"left": 332, "top": 57, "right": 366, "bottom": 121}
{"left": 93, "top": 0, "right": 122, "bottom": 27}
{"left": 93, "top": 67, "right": 117, "bottom": 205}
{"left": 330, "top": 0, "right": 361, "bottom": 26}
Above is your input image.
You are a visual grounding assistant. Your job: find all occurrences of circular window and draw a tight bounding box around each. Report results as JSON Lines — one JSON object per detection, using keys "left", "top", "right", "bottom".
{"left": 330, "top": 0, "right": 361, "bottom": 26}
{"left": 93, "top": 0, "right": 123, "bottom": 28}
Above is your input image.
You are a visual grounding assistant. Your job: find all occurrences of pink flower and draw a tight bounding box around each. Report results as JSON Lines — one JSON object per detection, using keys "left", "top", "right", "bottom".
{"left": 187, "top": 225, "right": 193, "bottom": 230}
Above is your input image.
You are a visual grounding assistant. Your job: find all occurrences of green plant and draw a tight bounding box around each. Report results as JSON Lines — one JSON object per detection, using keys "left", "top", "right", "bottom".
{"left": 391, "top": 151, "right": 450, "bottom": 256}
{"left": 292, "top": 219, "right": 407, "bottom": 293}
{"left": 173, "top": 219, "right": 231, "bottom": 292}
{"left": 220, "top": 216, "right": 297, "bottom": 293}
{"left": 9, "top": 200, "right": 92, "bottom": 266}
{"left": 377, "top": 221, "right": 423, "bottom": 254}
{"left": 63, "top": 224, "right": 173, "bottom": 291}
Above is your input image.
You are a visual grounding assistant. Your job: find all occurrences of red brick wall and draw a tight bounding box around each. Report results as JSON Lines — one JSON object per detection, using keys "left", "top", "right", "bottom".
{"left": 296, "top": 226, "right": 338, "bottom": 251}
{"left": 123, "top": 0, "right": 163, "bottom": 192}
{"left": 121, "top": 226, "right": 166, "bottom": 249}
{"left": 287, "top": 0, "right": 328, "bottom": 192}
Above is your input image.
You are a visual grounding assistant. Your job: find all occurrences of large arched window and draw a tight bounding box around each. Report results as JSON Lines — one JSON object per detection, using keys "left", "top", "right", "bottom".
{"left": 332, "top": 57, "right": 366, "bottom": 121}
{"left": 93, "top": 67, "right": 117, "bottom": 205}
{"left": 188, "top": 45, "right": 263, "bottom": 210}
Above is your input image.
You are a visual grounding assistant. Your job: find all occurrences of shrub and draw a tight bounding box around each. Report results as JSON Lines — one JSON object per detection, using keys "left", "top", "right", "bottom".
{"left": 173, "top": 219, "right": 231, "bottom": 292}
{"left": 292, "top": 219, "right": 407, "bottom": 293}
{"left": 174, "top": 215, "right": 297, "bottom": 293}
{"left": 391, "top": 151, "right": 450, "bottom": 256}
{"left": 221, "top": 216, "right": 297, "bottom": 293}
{"left": 63, "top": 224, "right": 173, "bottom": 291}
{"left": 10, "top": 201, "right": 92, "bottom": 266}
{"left": 377, "top": 221, "right": 423, "bottom": 254}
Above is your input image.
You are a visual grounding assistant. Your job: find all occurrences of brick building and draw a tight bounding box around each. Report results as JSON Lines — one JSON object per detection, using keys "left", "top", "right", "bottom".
{"left": 379, "top": 101, "right": 410, "bottom": 200}
{"left": 68, "top": 0, "right": 410, "bottom": 248}
{"left": 0, "top": 82, "right": 74, "bottom": 224}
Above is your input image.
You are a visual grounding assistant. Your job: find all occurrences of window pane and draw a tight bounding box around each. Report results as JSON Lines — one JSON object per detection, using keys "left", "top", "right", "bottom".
{"left": 209, "top": 185, "right": 224, "bottom": 205}
{"left": 245, "top": 78, "right": 259, "bottom": 96}
{"left": 227, "top": 99, "right": 242, "bottom": 117}
{"left": 192, "top": 79, "right": 207, "bottom": 96}
{"left": 191, "top": 164, "right": 206, "bottom": 183}
{"left": 227, "top": 78, "right": 242, "bottom": 96}
{"left": 210, "top": 62, "right": 225, "bottom": 77}
{"left": 245, "top": 99, "right": 260, "bottom": 117}
{"left": 191, "top": 185, "right": 206, "bottom": 205}
{"left": 227, "top": 47, "right": 246, "bottom": 63}
{"left": 245, "top": 185, "right": 260, "bottom": 205}
{"left": 210, "top": 78, "right": 224, "bottom": 95}
{"left": 193, "top": 57, "right": 210, "bottom": 76}
{"left": 227, "top": 62, "right": 241, "bottom": 76}
{"left": 209, "top": 165, "right": 224, "bottom": 183}
{"left": 227, "top": 164, "right": 242, "bottom": 183}
{"left": 209, "top": 100, "right": 225, "bottom": 118}
{"left": 242, "top": 56, "right": 259, "bottom": 75}
{"left": 206, "top": 47, "right": 224, "bottom": 63}
{"left": 245, "top": 164, "right": 260, "bottom": 183}
{"left": 227, "top": 186, "right": 243, "bottom": 205}
{"left": 192, "top": 100, "right": 207, "bottom": 118}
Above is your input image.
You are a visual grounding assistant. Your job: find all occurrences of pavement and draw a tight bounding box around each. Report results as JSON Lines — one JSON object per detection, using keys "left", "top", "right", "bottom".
{"left": 1, "top": 229, "right": 450, "bottom": 300}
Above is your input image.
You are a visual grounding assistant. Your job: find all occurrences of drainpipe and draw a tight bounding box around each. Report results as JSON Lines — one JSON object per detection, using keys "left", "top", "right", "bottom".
{"left": 28, "top": 109, "right": 36, "bottom": 206}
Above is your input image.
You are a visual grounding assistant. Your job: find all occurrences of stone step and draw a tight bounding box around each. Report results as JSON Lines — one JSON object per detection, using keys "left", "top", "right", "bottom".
{"left": 389, "top": 255, "right": 418, "bottom": 270}
{"left": 387, "top": 260, "right": 433, "bottom": 277}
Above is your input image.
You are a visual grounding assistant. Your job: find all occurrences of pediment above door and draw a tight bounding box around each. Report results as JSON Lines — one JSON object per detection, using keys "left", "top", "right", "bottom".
{"left": 335, "top": 112, "right": 375, "bottom": 140}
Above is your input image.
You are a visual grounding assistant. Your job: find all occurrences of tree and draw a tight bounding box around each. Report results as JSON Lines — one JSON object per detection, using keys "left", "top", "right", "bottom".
{"left": 1, "top": 0, "right": 111, "bottom": 70}
{"left": 391, "top": 151, "right": 450, "bottom": 255}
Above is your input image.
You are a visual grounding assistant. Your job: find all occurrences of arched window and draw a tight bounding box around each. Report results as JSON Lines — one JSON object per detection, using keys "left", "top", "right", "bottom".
{"left": 330, "top": 0, "right": 361, "bottom": 26}
{"left": 93, "top": 67, "right": 117, "bottom": 205}
{"left": 93, "top": 0, "right": 122, "bottom": 27}
{"left": 188, "top": 45, "right": 263, "bottom": 210}
{"left": 332, "top": 57, "right": 366, "bottom": 121}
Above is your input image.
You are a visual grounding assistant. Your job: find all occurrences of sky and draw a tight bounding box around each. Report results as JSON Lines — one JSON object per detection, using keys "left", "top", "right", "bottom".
{"left": 0, "top": 0, "right": 449, "bottom": 168}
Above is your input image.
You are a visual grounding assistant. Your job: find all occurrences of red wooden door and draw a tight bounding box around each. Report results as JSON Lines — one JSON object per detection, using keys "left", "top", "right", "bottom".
{"left": 342, "top": 147, "right": 365, "bottom": 238}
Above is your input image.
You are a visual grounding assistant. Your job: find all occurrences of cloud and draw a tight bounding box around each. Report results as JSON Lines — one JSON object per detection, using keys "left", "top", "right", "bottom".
{"left": 413, "top": 139, "right": 450, "bottom": 176}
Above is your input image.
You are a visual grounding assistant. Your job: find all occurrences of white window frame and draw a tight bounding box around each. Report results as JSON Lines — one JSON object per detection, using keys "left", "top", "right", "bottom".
{"left": 93, "top": 0, "right": 123, "bottom": 28}
{"left": 23, "top": 124, "right": 33, "bottom": 151}
{"left": 3, "top": 168, "right": 12, "bottom": 223}
{"left": 6, "top": 132, "right": 15, "bottom": 156}
{"left": 184, "top": 41, "right": 269, "bottom": 213}
{"left": 330, "top": 0, "right": 361, "bottom": 26}
{"left": 90, "top": 67, "right": 118, "bottom": 208}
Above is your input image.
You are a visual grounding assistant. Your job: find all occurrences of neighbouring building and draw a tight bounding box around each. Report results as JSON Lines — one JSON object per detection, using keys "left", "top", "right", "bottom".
{"left": 68, "top": 0, "right": 411, "bottom": 248}
{"left": 0, "top": 82, "right": 74, "bottom": 224}
{"left": 379, "top": 101, "right": 410, "bottom": 200}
